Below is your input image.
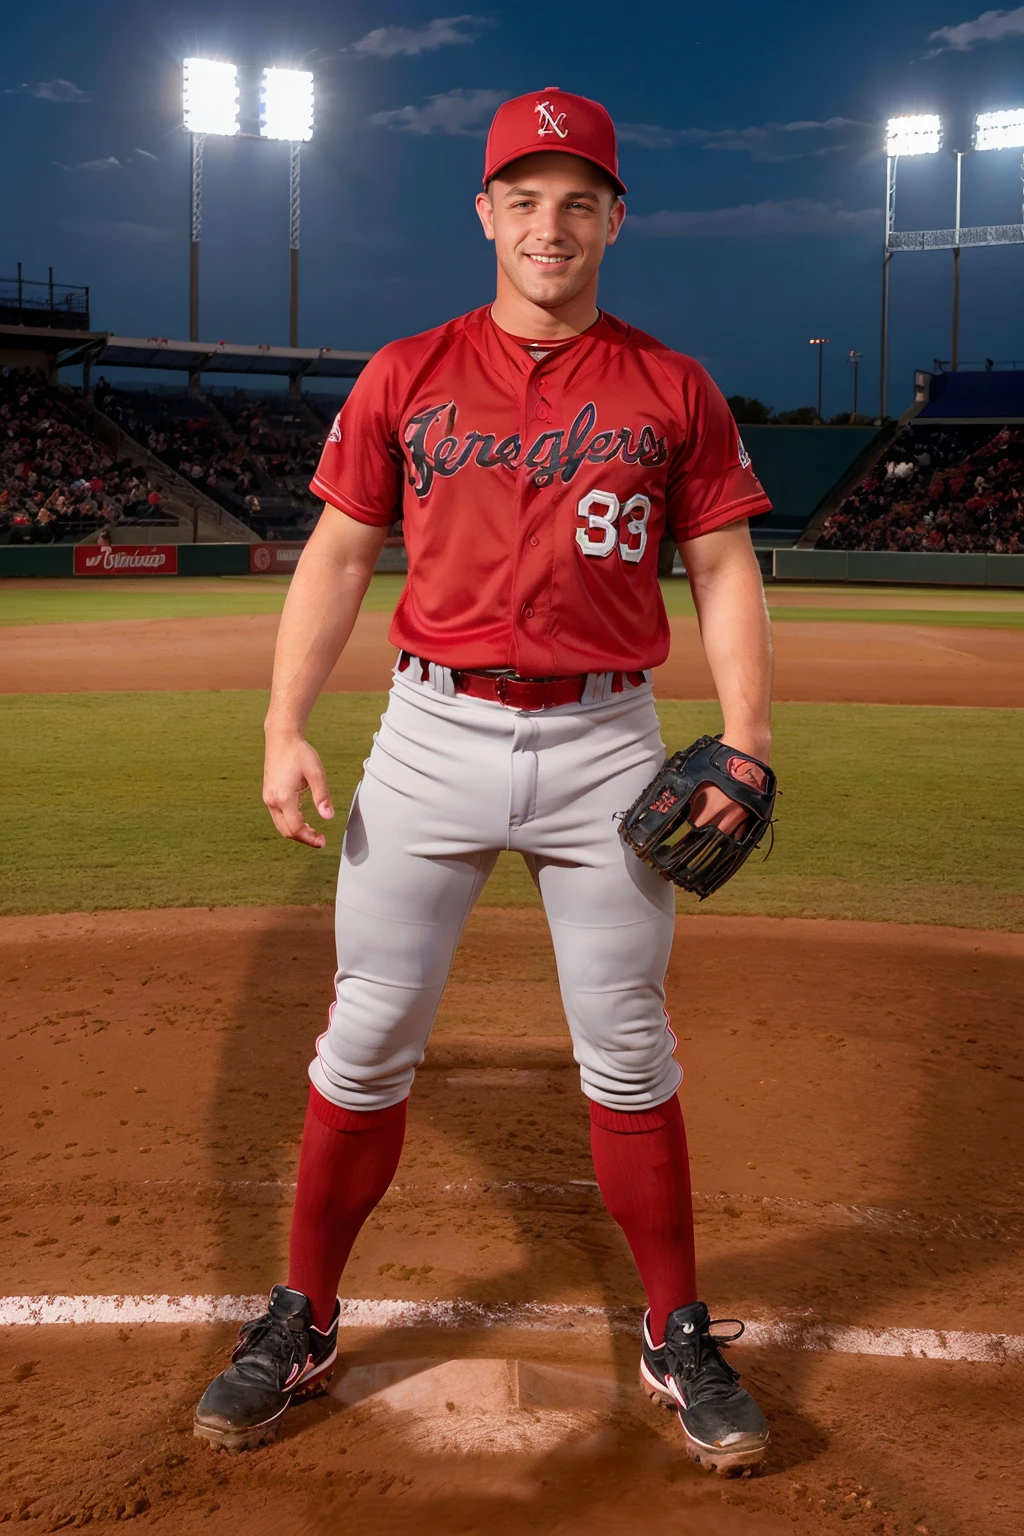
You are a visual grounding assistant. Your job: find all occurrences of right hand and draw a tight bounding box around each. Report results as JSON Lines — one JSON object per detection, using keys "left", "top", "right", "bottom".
{"left": 262, "top": 731, "right": 335, "bottom": 848}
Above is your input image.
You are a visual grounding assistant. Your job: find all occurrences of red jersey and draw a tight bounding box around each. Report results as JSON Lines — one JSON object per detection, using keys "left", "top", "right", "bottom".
{"left": 310, "top": 305, "right": 770, "bottom": 675}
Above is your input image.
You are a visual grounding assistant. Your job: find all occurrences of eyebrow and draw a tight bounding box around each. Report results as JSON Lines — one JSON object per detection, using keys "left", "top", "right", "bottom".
{"left": 503, "top": 185, "right": 601, "bottom": 200}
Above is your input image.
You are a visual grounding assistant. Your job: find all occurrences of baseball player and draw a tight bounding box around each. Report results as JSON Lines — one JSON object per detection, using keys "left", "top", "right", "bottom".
{"left": 195, "top": 88, "right": 774, "bottom": 1473}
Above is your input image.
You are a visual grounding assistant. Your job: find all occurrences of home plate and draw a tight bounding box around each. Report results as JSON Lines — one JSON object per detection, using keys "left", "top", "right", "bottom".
{"left": 330, "top": 1358, "right": 626, "bottom": 1454}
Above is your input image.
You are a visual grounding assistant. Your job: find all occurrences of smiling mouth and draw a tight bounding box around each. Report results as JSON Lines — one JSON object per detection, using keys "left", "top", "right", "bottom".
{"left": 526, "top": 254, "right": 572, "bottom": 267}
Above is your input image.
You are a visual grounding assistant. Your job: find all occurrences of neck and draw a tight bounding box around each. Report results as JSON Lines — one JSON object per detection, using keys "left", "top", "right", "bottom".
{"left": 489, "top": 276, "right": 600, "bottom": 341}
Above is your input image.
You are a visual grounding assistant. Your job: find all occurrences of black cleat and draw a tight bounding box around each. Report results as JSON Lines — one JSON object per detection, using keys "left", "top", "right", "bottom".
{"left": 639, "top": 1301, "right": 769, "bottom": 1475}
{"left": 193, "top": 1285, "right": 339, "bottom": 1452}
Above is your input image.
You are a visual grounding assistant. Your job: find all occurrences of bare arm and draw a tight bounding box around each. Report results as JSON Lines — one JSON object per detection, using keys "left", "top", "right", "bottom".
{"left": 263, "top": 506, "right": 388, "bottom": 847}
{"left": 676, "top": 518, "right": 773, "bottom": 833}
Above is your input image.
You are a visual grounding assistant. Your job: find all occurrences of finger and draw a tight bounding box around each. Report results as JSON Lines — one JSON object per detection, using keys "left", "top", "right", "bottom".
{"left": 714, "top": 803, "right": 749, "bottom": 837}
{"left": 689, "top": 787, "right": 712, "bottom": 827}
{"left": 265, "top": 795, "right": 327, "bottom": 848}
{"left": 303, "top": 753, "right": 335, "bottom": 820}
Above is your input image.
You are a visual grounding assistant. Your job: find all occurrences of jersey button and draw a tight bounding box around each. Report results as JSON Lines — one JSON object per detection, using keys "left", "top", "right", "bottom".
{"left": 523, "top": 605, "right": 534, "bottom": 619}
{"left": 529, "top": 535, "right": 539, "bottom": 547}
{"left": 534, "top": 402, "right": 550, "bottom": 421}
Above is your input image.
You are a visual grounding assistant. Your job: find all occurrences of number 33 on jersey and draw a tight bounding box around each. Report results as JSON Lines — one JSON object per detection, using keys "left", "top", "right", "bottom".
{"left": 311, "top": 305, "right": 771, "bottom": 677}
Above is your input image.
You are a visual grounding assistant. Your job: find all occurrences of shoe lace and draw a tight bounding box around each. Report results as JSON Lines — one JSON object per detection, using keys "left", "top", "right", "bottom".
{"left": 665, "top": 1317, "right": 745, "bottom": 1400}
{"left": 231, "top": 1310, "right": 305, "bottom": 1383}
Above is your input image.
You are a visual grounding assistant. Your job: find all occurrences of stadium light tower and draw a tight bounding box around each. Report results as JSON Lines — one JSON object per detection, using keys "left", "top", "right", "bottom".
{"left": 880, "top": 117, "right": 940, "bottom": 418}
{"left": 880, "top": 109, "right": 1024, "bottom": 417}
{"left": 181, "top": 60, "right": 315, "bottom": 393}
{"left": 809, "top": 338, "right": 829, "bottom": 420}
{"left": 974, "top": 108, "right": 1024, "bottom": 152}
{"left": 847, "top": 349, "right": 863, "bottom": 422}
{"left": 182, "top": 59, "right": 239, "bottom": 348}
{"left": 259, "top": 68, "right": 314, "bottom": 380}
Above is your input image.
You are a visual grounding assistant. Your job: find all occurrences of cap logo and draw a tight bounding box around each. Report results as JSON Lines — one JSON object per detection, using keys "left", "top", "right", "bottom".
{"left": 535, "top": 99, "right": 568, "bottom": 139}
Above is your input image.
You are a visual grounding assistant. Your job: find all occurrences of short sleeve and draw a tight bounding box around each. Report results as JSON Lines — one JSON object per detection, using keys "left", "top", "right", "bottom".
{"left": 665, "top": 363, "right": 772, "bottom": 543}
{"left": 309, "top": 349, "right": 403, "bottom": 526}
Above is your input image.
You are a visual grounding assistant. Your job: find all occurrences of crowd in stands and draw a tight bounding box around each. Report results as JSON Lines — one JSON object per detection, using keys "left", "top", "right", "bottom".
{"left": 217, "top": 394, "right": 323, "bottom": 511}
{"left": 98, "top": 385, "right": 340, "bottom": 539}
{"left": 816, "top": 423, "right": 1024, "bottom": 554}
{"left": 3, "top": 370, "right": 392, "bottom": 547}
{"left": 98, "top": 384, "right": 259, "bottom": 512}
{"left": 1, "top": 368, "right": 171, "bottom": 545}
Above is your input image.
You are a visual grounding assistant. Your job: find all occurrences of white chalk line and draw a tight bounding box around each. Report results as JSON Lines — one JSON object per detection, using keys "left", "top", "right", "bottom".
{"left": 1, "top": 1295, "right": 1021, "bottom": 1364}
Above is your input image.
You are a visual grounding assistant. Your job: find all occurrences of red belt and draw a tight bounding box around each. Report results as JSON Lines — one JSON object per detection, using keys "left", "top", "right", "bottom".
{"left": 397, "top": 652, "right": 647, "bottom": 710}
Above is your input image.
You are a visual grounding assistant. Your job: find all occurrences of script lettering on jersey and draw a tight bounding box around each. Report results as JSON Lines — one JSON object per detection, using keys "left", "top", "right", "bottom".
{"left": 403, "top": 402, "right": 668, "bottom": 498}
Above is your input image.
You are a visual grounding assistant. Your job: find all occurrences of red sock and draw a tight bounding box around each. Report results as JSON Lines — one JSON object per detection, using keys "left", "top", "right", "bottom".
{"left": 589, "top": 1095, "right": 697, "bottom": 1347}
{"left": 287, "top": 1085, "right": 407, "bottom": 1331}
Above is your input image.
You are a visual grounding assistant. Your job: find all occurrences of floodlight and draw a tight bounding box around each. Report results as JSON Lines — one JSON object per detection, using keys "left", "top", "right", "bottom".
{"left": 975, "top": 109, "right": 1024, "bottom": 151}
{"left": 259, "top": 69, "right": 314, "bottom": 142}
{"left": 885, "top": 115, "right": 941, "bottom": 157}
{"left": 183, "top": 58, "right": 239, "bottom": 136}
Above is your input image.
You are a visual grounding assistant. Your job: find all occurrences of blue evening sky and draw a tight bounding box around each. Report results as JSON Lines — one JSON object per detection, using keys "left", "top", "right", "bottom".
{"left": 3, "top": 1, "right": 1024, "bottom": 414}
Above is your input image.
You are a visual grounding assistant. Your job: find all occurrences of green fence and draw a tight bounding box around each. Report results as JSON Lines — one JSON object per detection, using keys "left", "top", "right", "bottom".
{"left": 744, "top": 426, "right": 880, "bottom": 540}
{"left": 0, "top": 546, "right": 73, "bottom": 576}
{"left": 774, "top": 549, "right": 1024, "bottom": 588}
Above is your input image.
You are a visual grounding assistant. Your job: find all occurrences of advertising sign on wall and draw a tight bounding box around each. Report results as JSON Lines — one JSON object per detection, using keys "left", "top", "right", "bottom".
{"left": 249, "top": 543, "right": 307, "bottom": 574}
{"left": 73, "top": 545, "right": 179, "bottom": 576}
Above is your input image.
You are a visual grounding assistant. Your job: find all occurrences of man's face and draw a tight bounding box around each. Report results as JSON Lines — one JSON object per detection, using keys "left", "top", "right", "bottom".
{"left": 476, "top": 152, "right": 625, "bottom": 310}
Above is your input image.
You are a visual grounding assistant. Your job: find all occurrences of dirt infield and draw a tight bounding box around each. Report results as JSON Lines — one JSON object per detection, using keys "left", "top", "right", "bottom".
{"left": 2, "top": 904, "right": 1022, "bottom": 1534}
{"left": 5, "top": 609, "right": 1024, "bottom": 705}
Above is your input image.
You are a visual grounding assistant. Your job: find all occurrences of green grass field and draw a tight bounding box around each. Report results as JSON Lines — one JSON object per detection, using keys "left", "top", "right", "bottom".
{"left": 2, "top": 691, "right": 1021, "bottom": 930}
{"left": 4, "top": 575, "right": 1024, "bottom": 629}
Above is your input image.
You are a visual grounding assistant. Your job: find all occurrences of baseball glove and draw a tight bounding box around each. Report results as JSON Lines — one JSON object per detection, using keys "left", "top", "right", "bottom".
{"left": 619, "top": 734, "right": 776, "bottom": 900}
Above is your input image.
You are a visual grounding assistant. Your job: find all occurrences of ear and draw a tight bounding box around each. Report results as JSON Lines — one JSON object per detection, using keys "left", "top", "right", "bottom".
{"left": 605, "top": 198, "right": 626, "bottom": 248}
{"left": 475, "top": 191, "right": 496, "bottom": 242}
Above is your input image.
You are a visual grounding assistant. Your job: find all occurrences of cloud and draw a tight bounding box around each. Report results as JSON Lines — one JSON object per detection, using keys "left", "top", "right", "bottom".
{"left": 352, "top": 14, "right": 492, "bottom": 58}
{"left": 63, "top": 219, "right": 172, "bottom": 245}
{"left": 370, "top": 87, "right": 505, "bottom": 136}
{"left": 927, "top": 5, "right": 1024, "bottom": 54}
{"left": 12, "top": 78, "right": 89, "bottom": 102}
{"left": 628, "top": 198, "right": 879, "bottom": 239}
{"left": 618, "top": 123, "right": 709, "bottom": 149}
{"left": 74, "top": 156, "right": 122, "bottom": 172}
{"left": 618, "top": 116, "right": 872, "bottom": 162}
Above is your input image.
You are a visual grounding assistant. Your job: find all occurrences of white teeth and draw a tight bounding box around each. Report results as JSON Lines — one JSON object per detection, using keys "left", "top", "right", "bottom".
{"left": 529, "top": 255, "right": 567, "bottom": 264}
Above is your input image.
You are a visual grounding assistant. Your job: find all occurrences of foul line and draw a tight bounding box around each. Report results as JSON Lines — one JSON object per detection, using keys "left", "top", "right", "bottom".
{"left": 1, "top": 1295, "right": 1021, "bottom": 1364}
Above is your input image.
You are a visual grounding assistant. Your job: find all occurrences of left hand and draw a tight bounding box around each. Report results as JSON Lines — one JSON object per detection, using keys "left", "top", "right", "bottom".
{"left": 690, "top": 745, "right": 769, "bottom": 837}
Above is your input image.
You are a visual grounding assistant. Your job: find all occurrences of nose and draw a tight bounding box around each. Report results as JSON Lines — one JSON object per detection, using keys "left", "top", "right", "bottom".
{"left": 529, "top": 203, "right": 570, "bottom": 247}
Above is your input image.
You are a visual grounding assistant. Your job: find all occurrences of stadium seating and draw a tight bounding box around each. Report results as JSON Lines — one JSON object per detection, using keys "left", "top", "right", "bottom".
{"left": 99, "top": 386, "right": 323, "bottom": 541}
{"left": 815, "top": 423, "right": 1024, "bottom": 554}
{"left": 0, "top": 369, "right": 173, "bottom": 545}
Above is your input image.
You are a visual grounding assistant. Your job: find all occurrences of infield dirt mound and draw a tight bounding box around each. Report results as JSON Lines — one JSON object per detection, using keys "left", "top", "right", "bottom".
{"left": 1, "top": 906, "right": 1022, "bottom": 1533}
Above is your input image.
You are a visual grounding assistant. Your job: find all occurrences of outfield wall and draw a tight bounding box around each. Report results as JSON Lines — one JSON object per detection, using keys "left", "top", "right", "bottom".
{"left": 774, "top": 549, "right": 1024, "bottom": 588}
{"left": 3, "top": 542, "right": 1023, "bottom": 588}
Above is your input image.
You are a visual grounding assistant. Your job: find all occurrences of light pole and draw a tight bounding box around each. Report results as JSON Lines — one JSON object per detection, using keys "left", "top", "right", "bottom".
{"left": 182, "top": 60, "right": 314, "bottom": 394}
{"left": 881, "top": 109, "right": 1024, "bottom": 414}
{"left": 952, "top": 148, "right": 964, "bottom": 371}
{"left": 259, "top": 68, "right": 314, "bottom": 396}
{"left": 183, "top": 59, "right": 240, "bottom": 369}
{"left": 809, "top": 338, "right": 829, "bottom": 421}
{"left": 846, "top": 349, "right": 863, "bottom": 422}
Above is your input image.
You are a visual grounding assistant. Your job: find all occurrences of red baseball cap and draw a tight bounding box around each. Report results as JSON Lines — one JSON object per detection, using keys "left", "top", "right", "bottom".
{"left": 483, "top": 88, "right": 626, "bottom": 196}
